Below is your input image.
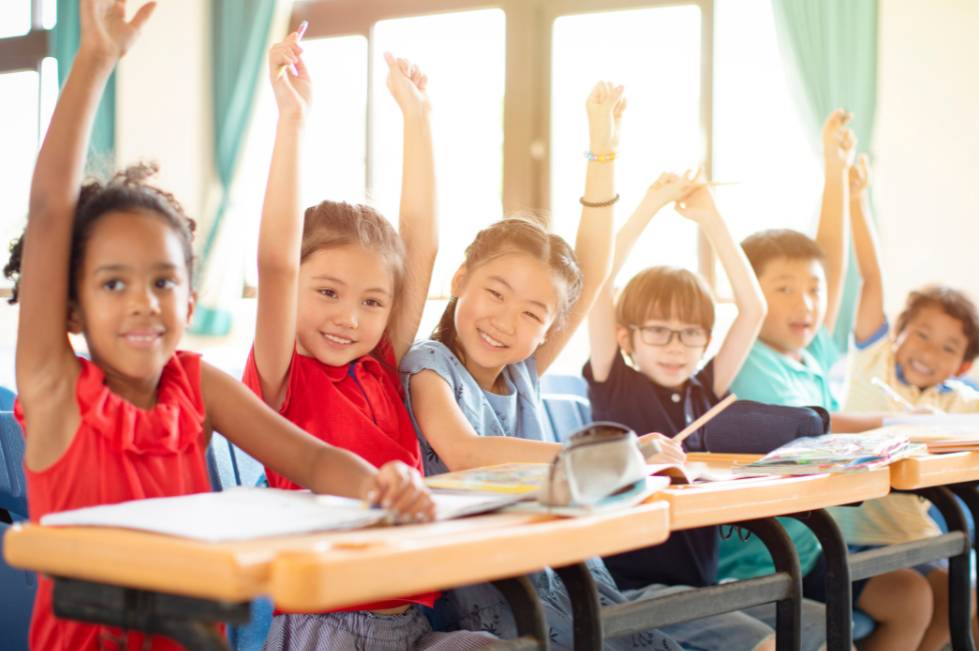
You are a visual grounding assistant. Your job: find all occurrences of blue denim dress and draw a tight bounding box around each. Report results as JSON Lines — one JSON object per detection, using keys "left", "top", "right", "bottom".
{"left": 401, "top": 340, "right": 683, "bottom": 651}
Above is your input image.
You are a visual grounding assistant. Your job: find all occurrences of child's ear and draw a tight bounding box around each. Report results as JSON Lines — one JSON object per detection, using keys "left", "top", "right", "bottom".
{"left": 450, "top": 265, "right": 467, "bottom": 298}
{"left": 616, "top": 325, "right": 633, "bottom": 354}
{"left": 957, "top": 360, "right": 973, "bottom": 377}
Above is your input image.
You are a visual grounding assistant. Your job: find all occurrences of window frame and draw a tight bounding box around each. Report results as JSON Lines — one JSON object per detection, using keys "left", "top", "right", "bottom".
{"left": 292, "top": 0, "right": 717, "bottom": 286}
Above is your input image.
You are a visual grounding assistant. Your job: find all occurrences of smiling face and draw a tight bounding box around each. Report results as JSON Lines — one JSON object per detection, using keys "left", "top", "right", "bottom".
{"left": 72, "top": 211, "right": 194, "bottom": 397}
{"left": 894, "top": 304, "right": 971, "bottom": 389}
{"left": 451, "top": 252, "right": 563, "bottom": 390}
{"left": 757, "top": 256, "right": 827, "bottom": 358}
{"left": 617, "top": 317, "right": 708, "bottom": 389}
{"left": 295, "top": 243, "right": 396, "bottom": 367}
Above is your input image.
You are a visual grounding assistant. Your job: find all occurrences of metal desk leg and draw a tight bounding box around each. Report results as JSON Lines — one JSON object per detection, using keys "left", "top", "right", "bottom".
{"left": 492, "top": 576, "right": 551, "bottom": 650}
{"left": 555, "top": 563, "right": 602, "bottom": 651}
{"left": 734, "top": 518, "right": 803, "bottom": 651}
{"left": 53, "top": 577, "right": 249, "bottom": 651}
{"left": 917, "top": 486, "right": 976, "bottom": 651}
{"left": 786, "top": 509, "right": 852, "bottom": 651}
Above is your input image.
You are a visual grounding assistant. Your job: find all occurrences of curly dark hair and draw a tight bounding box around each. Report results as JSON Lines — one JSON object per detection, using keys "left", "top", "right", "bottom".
{"left": 3, "top": 162, "right": 196, "bottom": 304}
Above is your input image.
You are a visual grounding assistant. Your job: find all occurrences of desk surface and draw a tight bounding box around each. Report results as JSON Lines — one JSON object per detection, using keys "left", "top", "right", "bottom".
{"left": 659, "top": 453, "right": 892, "bottom": 531}
{"left": 4, "top": 501, "right": 670, "bottom": 611}
{"left": 890, "top": 452, "right": 979, "bottom": 490}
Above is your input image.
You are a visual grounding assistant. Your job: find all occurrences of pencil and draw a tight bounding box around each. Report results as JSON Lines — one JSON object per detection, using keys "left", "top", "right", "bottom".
{"left": 674, "top": 393, "right": 738, "bottom": 445}
{"left": 870, "top": 376, "right": 915, "bottom": 412}
{"left": 276, "top": 20, "right": 309, "bottom": 80}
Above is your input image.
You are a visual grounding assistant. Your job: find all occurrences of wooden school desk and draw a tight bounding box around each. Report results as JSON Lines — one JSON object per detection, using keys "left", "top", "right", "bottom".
{"left": 610, "top": 453, "right": 890, "bottom": 651}
{"left": 851, "top": 452, "right": 979, "bottom": 651}
{"left": 4, "top": 501, "right": 670, "bottom": 650}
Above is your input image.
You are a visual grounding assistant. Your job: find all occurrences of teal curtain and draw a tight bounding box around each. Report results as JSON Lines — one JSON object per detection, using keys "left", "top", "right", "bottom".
{"left": 51, "top": 0, "right": 116, "bottom": 164}
{"left": 191, "top": 0, "right": 278, "bottom": 335}
{"left": 770, "top": 0, "right": 879, "bottom": 352}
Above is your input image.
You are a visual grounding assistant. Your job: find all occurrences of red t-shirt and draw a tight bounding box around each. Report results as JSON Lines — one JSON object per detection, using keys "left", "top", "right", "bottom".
{"left": 16, "top": 351, "right": 212, "bottom": 651}
{"left": 241, "top": 340, "right": 437, "bottom": 611}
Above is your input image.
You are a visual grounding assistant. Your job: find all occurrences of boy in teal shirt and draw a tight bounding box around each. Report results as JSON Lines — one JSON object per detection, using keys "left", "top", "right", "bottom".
{"left": 719, "top": 110, "right": 931, "bottom": 650}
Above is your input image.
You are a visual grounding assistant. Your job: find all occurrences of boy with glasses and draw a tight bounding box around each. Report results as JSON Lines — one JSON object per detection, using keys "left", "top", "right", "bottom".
{"left": 582, "top": 174, "right": 808, "bottom": 651}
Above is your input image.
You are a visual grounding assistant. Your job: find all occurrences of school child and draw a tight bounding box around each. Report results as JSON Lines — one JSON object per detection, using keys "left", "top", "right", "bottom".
{"left": 582, "top": 175, "right": 814, "bottom": 651}
{"left": 402, "top": 82, "right": 692, "bottom": 651}
{"left": 717, "top": 111, "right": 933, "bottom": 651}
{"left": 834, "top": 154, "right": 979, "bottom": 651}
{"left": 6, "top": 3, "right": 432, "bottom": 648}
{"left": 240, "top": 27, "right": 496, "bottom": 651}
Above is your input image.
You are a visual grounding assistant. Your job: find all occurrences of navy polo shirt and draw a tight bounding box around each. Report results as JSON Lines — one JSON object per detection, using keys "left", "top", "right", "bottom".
{"left": 583, "top": 351, "right": 722, "bottom": 589}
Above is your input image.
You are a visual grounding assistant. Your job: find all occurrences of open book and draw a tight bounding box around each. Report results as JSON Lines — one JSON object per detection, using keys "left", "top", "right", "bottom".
{"left": 880, "top": 419, "right": 979, "bottom": 453}
{"left": 40, "top": 487, "right": 526, "bottom": 543}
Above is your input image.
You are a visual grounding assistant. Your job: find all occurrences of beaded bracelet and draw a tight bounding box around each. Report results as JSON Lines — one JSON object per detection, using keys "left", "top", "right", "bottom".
{"left": 579, "top": 194, "right": 620, "bottom": 208}
{"left": 584, "top": 151, "right": 616, "bottom": 162}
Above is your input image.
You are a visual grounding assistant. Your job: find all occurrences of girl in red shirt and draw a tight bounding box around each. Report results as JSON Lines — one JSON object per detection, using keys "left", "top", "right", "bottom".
{"left": 243, "top": 27, "right": 495, "bottom": 651}
{"left": 7, "top": 3, "right": 433, "bottom": 649}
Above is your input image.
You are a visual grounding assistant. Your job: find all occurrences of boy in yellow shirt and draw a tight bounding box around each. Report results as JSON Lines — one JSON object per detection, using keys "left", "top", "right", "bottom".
{"left": 835, "top": 153, "right": 979, "bottom": 651}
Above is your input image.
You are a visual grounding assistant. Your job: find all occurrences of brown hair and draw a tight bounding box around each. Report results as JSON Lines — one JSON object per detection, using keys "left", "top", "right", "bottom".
{"left": 300, "top": 200, "right": 407, "bottom": 306}
{"left": 4, "top": 162, "right": 195, "bottom": 304}
{"left": 431, "top": 215, "right": 582, "bottom": 360}
{"left": 896, "top": 285, "right": 979, "bottom": 362}
{"left": 741, "top": 229, "right": 825, "bottom": 278}
{"left": 615, "top": 266, "right": 715, "bottom": 332}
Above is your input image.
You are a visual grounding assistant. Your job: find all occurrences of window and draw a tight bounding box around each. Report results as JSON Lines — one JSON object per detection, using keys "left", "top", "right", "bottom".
{"left": 551, "top": 5, "right": 704, "bottom": 285}
{"left": 0, "top": 1, "right": 60, "bottom": 281}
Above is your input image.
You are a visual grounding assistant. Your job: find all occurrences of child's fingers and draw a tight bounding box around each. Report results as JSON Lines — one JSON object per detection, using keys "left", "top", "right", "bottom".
{"left": 383, "top": 51, "right": 397, "bottom": 69}
{"left": 128, "top": 1, "right": 158, "bottom": 33}
{"left": 394, "top": 490, "right": 436, "bottom": 523}
{"left": 417, "top": 73, "right": 428, "bottom": 92}
{"left": 293, "top": 56, "right": 310, "bottom": 82}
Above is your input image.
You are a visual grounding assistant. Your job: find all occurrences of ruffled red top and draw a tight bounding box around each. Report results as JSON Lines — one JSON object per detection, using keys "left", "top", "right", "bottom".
{"left": 16, "top": 351, "right": 211, "bottom": 651}
{"left": 242, "top": 339, "right": 437, "bottom": 612}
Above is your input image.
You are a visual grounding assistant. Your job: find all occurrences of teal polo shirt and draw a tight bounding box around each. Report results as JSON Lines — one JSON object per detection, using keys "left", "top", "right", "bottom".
{"left": 717, "top": 327, "right": 842, "bottom": 580}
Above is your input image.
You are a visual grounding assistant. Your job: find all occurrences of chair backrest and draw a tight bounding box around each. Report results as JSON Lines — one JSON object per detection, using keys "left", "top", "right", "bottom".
{"left": 541, "top": 394, "right": 592, "bottom": 443}
{"left": 0, "top": 520, "right": 37, "bottom": 651}
{"left": 0, "top": 387, "right": 16, "bottom": 412}
{"left": 206, "top": 432, "right": 241, "bottom": 491}
{"left": 541, "top": 374, "right": 589, "bottom": 399}
{"left": 233, "top": 446, "right": 267, "bottom": 488}
{"left": 0, "top": 413, "right": 28, "bottom": 520}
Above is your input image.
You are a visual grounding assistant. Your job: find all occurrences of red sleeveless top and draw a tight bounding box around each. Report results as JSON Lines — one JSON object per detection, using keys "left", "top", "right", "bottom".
{"left": 16, "top": 351, "right": 211, "bottom": 650}
{"left": 241, "top": 340, "right": 437, "bottom": 611}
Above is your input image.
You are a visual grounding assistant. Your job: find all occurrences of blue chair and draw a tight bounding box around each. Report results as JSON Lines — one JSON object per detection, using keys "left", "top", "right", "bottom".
{"left": 0, "top": 520, "right": 36, "bottom": 651}
{"left": 206, "top": 432, "right": 241, "bottom": 492}
{"left": 0, "top": 387, "right": 16, "bottom": 412}
{"left": 541, "top": 374, "right": 589, "bottom": 399}
{"left": 0, "top": 413, "right": 28, "bottom": 521}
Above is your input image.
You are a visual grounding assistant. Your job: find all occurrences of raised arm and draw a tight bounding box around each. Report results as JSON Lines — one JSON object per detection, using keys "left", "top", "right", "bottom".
{"left": 385, "top": 54, "right": 437, "bottom": 363}
{"left": 676, "top": 186, "right": 766, "bottom": 395}
{"left": 252, "top": 30, "right": 311, "bottom": 409}
{"left": 16, "top": 0, "right": 155, "bottom": 465}
{"left": 536, "top": 82, "right": 625, "bottom": 374}
{"left": 816, "top": 109, "right": 856, "bottom": 333}
{"left": 203, "top": 363, "right": 434, "bottom": 521}
{"left": 848, "top": 154, "right": 886, "bottom": 342}
{"left": 588, "top": 173, "right": 698, "bottom": 381}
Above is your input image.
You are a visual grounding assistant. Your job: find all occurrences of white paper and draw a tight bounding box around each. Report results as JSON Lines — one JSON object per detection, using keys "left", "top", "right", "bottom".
{"left": 40, "top": 487, "right": 527, "bottom": 543}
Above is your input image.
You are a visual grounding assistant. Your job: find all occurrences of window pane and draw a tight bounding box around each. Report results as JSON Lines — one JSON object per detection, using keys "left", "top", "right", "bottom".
{"left": 0, "top": 1, "right": 30, "bottom": 38}
{"left": 235, "top": 35, "right": 368, "bottom": 288}
{"left": 42, "top": 0, "right": 57, "bottom": 29}
{"left": 371, "top": 9, "right": 506, "bottom": 294}
{"left": 0, "top": 70, "right": 39, "bottom": 275}
{"left": 713, "top": 0, "right": 820, "bottom": 251}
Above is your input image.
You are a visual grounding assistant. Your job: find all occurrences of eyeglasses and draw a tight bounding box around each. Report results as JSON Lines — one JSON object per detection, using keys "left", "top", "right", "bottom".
{"left": 630, "top": 325, "right": 709, "bottom": 348}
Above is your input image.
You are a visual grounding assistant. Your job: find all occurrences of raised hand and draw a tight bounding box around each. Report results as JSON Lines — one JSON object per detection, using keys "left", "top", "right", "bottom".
{"left": 849, "top": 152, "right": 871, "bottom": 198}
{"left": 822, "top": 108, "right": 857, "bottom": 172}
{"left": 268, "top": 27, "right": 311, "bottom": 120}
{"left": 639, "top": 170, "right": 700, "bottom": 214}
{"left": 79, "top": 0, "right": 157, "bottom": 62}
{"left": 586, "top": 81, "right": 626, "bottom": 156}
{"left": 385, "top": 52, "right": 431, "bottom": 119}
{"left": 675, "top": 183, "right": 721, "bottom": 224}
{"left": 366, "top": 461, "right": 436, "bottom": 524}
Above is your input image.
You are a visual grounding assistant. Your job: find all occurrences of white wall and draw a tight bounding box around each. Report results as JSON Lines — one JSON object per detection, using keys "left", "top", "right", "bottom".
{"left": 874, "top": 0, "right": 979, "bottom": 319}
{"left": 116, "top": 0, "right": 212, "bottom": 225}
